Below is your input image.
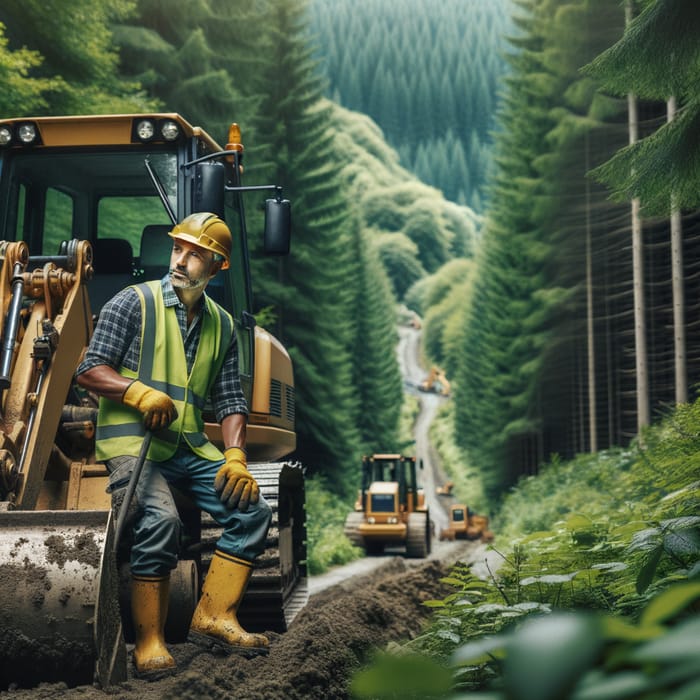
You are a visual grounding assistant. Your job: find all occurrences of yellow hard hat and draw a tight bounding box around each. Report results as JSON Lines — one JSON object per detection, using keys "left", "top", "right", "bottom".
{"left": 169, "top": 212, "right": 231, "bottom": 270}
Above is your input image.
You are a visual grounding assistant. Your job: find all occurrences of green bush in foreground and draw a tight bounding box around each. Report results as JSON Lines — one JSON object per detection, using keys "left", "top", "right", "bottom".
{"left": 351, "top": 398, "right": 700, "bottom": 698}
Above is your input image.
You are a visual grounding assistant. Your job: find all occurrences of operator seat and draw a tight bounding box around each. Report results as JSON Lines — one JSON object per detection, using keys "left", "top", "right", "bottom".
{"left": 88, "top": 238, "right": 134, "bottom": 313}
{"left": 138, "top": 224, "right": 172, "bottom": 279}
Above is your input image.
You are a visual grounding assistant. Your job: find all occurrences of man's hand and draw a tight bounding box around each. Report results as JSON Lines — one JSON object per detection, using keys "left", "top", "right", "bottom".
{"left": 122, "top": 380, "right": 177, "bottom": 431}
{"left": 214, "top": 447, "right": 259, "bottom": 511}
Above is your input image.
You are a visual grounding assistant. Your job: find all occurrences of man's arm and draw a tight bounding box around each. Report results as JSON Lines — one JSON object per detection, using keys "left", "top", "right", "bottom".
{"left": 221, "top": 412, "right": 247, "bottom": 451}
{"left": 76, "top": 364, "right": 133, "bottom": 401}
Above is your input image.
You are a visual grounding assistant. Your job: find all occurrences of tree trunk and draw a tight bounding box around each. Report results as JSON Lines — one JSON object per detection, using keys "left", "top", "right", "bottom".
{"left": 627, "top": 0, "right": 649, "bottom": 430}
{"left": 585, "top": 132, "right": 597, "bottom": 452}
{"left": 668, "top": 95, "right": 687, "bottom": 405}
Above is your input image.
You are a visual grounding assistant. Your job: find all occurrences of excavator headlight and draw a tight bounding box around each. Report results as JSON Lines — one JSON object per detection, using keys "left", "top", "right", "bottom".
{"left": 388, "top": 517, "right": 398, "bottom": 524}
{"left": 0, "top": 122, "right": 42, "bottom": 147}
{"left": 135, "top": 119, "right": 156, "bottom": 142}
{"left": 18, "top": 123, "right": 38, "bottom": 145}
{"left": 367, "top": 516, "right": 376, "bottom": 524}
{"left": 160, "top": 120, "right": 180, "bottom": 141}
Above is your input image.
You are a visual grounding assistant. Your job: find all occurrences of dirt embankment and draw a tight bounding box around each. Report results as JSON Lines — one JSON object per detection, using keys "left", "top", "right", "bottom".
{"left": 0, "top": 557, "right": 456, "bottom": 699}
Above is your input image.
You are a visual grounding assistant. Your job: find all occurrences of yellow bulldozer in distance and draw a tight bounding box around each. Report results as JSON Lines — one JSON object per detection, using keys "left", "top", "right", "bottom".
{"left": 0, "top": 114, "right": 306, "bottom": 689}
{"left": 344, "top": 453, "right": 432, "bottom": 557}
{"left": 419, "top": 366, "right": 451, "bottom": 397}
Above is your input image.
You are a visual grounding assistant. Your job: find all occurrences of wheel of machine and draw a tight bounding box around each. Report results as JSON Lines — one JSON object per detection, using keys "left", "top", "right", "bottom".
{"left": 405, "top": 511, "right": 430, "bottom": 558}
{"left": 343, "top": 511, "right": 365, "bottom": 548}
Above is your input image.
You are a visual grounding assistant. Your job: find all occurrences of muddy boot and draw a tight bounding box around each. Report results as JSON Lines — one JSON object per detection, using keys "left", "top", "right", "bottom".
{"left": 131, "top": 574, "right": 176, "bottom": 678}
{"left": 188, "top": 550, "right": 269, "bottom": 657}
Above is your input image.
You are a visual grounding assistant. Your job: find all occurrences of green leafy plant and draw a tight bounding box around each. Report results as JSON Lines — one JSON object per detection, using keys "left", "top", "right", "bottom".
{"left": 305, "top": 477, "right": 362, "bottom": 574}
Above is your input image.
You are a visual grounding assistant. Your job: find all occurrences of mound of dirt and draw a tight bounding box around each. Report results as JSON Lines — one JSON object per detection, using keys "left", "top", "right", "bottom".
{"left": 0, "top": 558, "right": 454, "bottom": 699}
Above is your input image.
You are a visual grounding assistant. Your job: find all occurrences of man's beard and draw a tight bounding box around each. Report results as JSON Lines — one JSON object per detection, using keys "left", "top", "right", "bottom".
{"left": 170, "top": 268, "right": 207, "bottom": 290}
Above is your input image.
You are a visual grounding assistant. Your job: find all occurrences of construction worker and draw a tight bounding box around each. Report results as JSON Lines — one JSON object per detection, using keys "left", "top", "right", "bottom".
{"left": 76, "top": 212, "right": 272, "bottom": 677}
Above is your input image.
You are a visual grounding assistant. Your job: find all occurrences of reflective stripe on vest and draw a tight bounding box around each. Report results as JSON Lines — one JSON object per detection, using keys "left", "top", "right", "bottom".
{"left": 95, "top": 280, "right": 234, "bottom": 462}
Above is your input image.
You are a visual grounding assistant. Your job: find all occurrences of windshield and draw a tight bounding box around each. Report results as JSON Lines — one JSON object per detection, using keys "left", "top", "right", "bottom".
{"left": 0, "top": 149, "right": 176, "bottom": 257}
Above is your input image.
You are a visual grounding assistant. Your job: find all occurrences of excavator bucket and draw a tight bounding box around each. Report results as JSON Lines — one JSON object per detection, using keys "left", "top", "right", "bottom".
{"left": 0, "top": 509, "right": 126, "bottom": 689}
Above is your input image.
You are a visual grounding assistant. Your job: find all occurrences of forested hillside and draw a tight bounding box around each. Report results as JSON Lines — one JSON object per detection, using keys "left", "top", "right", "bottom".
{"left": 308, "top": 0, "right": 513, "bottom": 211}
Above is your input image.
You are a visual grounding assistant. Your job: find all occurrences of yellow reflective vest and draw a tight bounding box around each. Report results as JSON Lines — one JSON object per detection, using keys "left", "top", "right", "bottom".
{"left": 95, "top": 281, "right": 233, "bottom": 462}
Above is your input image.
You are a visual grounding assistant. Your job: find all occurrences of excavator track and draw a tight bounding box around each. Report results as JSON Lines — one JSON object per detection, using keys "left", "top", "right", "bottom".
{"left": 197, "top": 460, "right": 307, "bottom": 633}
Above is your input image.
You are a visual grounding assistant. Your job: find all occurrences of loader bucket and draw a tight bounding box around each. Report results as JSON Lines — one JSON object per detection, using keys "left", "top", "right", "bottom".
{"left": 0, "top": 509, "right": 124, "bottom": 689}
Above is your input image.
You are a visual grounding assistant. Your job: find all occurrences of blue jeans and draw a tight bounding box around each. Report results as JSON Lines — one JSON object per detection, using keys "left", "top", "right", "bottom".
{"left": 107, "top": 447, "right": 272, "bottom": 577}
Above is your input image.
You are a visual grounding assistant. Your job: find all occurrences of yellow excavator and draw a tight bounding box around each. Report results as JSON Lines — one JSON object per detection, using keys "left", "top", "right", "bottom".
{"left": 419, "top": 366, "right": 451, "bottom": 397}
{"left": 0, "top": 114, "right": 306, "bottom": 689}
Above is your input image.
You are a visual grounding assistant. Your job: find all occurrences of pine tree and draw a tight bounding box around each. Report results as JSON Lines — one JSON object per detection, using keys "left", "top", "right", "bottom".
{"left": 350, "top": 229, "right": 404, "bottom": 452}
{"left": 248, "top": 0, "right": 365, "bottom": 492}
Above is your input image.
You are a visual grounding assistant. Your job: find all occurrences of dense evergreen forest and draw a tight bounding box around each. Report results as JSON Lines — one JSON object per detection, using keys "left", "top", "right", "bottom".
{"left": 439, "top": 0, "right": 700, "bottom": 499}
{"left": 0, "top": 0, "right": 699, "bottom": 509}
{"left": 308, "top": 0, "right": 513, "bottom": 211}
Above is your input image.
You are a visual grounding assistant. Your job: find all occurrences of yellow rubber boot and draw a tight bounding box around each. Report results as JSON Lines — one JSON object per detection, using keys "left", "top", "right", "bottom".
{"left": 188, "top": 550, "right": 269, "bottom": 656}
{"left": 131, "top": 574, "right": 176, "bottom": 677}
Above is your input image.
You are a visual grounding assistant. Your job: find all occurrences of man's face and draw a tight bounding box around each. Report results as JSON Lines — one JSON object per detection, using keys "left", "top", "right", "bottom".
{"left": 169, "top": 239, "right": 219, "bottom": 290}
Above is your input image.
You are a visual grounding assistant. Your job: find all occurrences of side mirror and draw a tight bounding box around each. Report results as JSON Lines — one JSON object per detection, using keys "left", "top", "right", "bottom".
{"left": 264, "top": 198, "right": 291, "bottom": 255}
{"left": 194, "top": 162, "right": 226, "bottom": 218}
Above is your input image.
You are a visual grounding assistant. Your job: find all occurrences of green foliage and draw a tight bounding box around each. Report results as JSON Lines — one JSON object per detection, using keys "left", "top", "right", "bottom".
{"left": 452, "top": 0, "right": 632, "bottom": 499}
{"left": 373, "top": 233, "right": 425, "bottom": 300}
{"left": 350, "top": 228, "right": 405, "bottom": 453}
{"left": 398, "top": 392, "right": 421, "bottom": 454}
{"left": 429, "top": 402, "right": 489, "bottom": 515}
{"left": 352, "top": 396, "right": 700, "bottom": 697}
{"left": 419, "top": 260, "right": 474, "bottom": 372}
{"left": 0, "top": 23, "right": 60, "bottom": 115}
{"left": 327, "top": 102, "right": 481, "bottom": 303}
{"left": 115, "top": 0, "right": 260, "bottom": 142}
{"left": 0, "top": 0, "right": 156, "bottom": 114}
{"left": 305, "top": 477, "right": 362, "bottom": 575}
{"left": 351, "top": 650, "right": 453, "bottom": 699}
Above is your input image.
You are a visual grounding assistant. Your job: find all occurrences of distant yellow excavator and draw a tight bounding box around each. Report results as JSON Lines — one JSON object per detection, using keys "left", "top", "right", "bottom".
{"left": 419, "top": 366, "right": 451, "bottom": 397}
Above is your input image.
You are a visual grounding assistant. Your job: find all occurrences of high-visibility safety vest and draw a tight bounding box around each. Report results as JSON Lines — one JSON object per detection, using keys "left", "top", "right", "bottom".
{"left": 95, "top": 281, "right": 234, "bottom": 462}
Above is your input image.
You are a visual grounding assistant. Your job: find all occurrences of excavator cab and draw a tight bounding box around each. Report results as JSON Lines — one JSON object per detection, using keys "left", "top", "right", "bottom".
{"left": 0, "top": 114, "right": 304, "bottom": 690}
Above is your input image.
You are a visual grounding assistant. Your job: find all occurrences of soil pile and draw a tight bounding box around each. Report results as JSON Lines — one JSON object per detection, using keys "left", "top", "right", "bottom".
{"left": 1, "top": 558, "right": 453, "bottom": 699}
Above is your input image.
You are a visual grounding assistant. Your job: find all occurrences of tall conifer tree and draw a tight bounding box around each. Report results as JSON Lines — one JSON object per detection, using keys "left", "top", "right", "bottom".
{"left": 247, "top": 0, "right": 366, "bottom": 492}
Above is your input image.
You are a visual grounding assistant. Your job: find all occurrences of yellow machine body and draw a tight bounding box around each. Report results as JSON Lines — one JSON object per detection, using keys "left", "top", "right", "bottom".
{"left": 344, "top": 453, "right": 431, "bottom": 558}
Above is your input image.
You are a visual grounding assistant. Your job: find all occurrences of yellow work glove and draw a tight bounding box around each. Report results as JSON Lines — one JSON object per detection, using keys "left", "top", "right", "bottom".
{"left": 214, "top": 447, "right": 259, "bottom": 512}
{"left": 122, "top": 380, "right": 177, "bottom": 431}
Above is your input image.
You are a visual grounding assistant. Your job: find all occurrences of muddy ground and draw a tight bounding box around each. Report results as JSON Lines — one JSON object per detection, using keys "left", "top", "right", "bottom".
{"left": 0, "top": 555, "right": 462, "bottom": 699}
